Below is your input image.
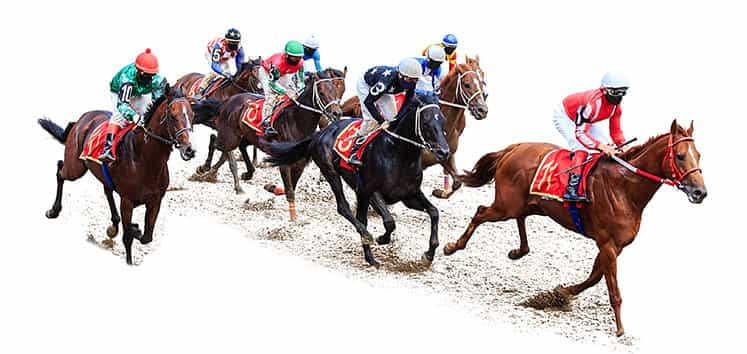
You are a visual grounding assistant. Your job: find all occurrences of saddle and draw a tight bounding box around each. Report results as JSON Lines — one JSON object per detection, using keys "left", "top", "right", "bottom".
{"left": 188, "top": 76, "right": 225, "bottom": 98}
{"left": 334, "top": 120, "right": 384, "bottom": 171}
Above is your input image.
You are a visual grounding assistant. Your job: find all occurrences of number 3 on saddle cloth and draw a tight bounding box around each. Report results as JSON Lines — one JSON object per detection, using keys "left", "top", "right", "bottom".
{"left": 529, "top": 149, "right": 603, "bottom": 235}
{"left": 187, "top": 76, "right": 226, "bottom": 98}
{"left": 239, "top": 95, "right": 292, "bottom": 137}
{"left": 79, "top": 121, "right": 137, "bottom": 164}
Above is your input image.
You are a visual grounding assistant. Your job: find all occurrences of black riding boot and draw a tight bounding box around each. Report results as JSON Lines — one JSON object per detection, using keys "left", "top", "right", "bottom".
{"left": 563, "top": 173, "right": 588, "bottom": 202}
{"left": 347, "top": 138, "right": 364, "bottom": 166}
{"left": 99, "top": 133, "right": 116, "bottom": 163}
{"left": 263, "top": 120, "right": 278, "bottom": 138}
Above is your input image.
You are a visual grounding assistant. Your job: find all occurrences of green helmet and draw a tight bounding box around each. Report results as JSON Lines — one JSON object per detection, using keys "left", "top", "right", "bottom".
{"left": 284, "top": 40, "right": 304, "bottom": 57}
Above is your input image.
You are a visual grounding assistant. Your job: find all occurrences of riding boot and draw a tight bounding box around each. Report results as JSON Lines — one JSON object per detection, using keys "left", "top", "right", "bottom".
{"left": 263, "top": 119, "right": 278, "bottom": 138}
{"left": 347, "top": 136, "right": 364, "bottom": 167}
{"left": 99, "top": 133, "right": 116, "bottom": 163}
{"left": 563, "top": 151, "right": 589, "bottom": 202}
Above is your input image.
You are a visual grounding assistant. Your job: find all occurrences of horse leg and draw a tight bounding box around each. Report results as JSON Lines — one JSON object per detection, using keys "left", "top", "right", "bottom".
{"left": 508, "top": 216, "right": 530, "bottom": 259}
{"left": 444, "top": 204, "right": 508, "bottom": 256}
{"left": 321, "top": 169, "right": 378, "bottom": 267}
{"left": 196, "top": 134, "right": 217, "bottom": 174}
{"left": 432, "top": 154, "right": 461, "bottom": 199}
{"left": 104, "top": 187, "right": 120, "bottom": 238}
{"left": 371, "top": 193, "right": 396, "bottom": 245}
{"left": 140, "top": 196, "right": 163, "bottom": 245}
{"left": 280, "top": 166, "right": 297, "bottom": 220}
{"left": 45, "top": 160, "right": 65, "bottom": 218}
{"left": 226, "top": 150, "right": 245, "bottom": 194}
{"left": 252, "top": 145, "right": 258, "bottom": 165}
{"left": 402, "top": 191, "right": 440, "bottom": 264}
{"left": 239, "top": 138, "right": 255, "bottom": 181}
{"left": 120, "top": 198, "right": 139, "bottom": 265}
{"left": 600, "top": 243, "right": 625, "bottom": 336}
{"left": 355, "top": 194, "right": 370, "bottom": 227}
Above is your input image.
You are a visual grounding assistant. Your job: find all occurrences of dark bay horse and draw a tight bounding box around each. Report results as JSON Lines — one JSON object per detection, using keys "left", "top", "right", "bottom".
{"left": 38, "top": 86, "right": 197, "bottom": 265}
{"left": 195, "top": 68, "right": 346, "bottom": 219}
{"left": 341, "top": 56, "right": 489, "bottom": 198}
{"left": 175, "top": 59, "right": 264, "bottom": 162}
{"left": 443, "top": 120, "right": 707, "bottom": 336}
{"left": 264, "top": 94, "right": 450, "bottom": 267}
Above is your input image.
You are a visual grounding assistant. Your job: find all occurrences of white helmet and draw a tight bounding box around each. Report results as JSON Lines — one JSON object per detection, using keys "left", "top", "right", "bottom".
{"left": 426, "top": 45, "right": 446, "bottom": 62}
{"left": 601, "top": 72, "right": 630, "bottom": 88}
{"left": 303, "top": 34, "right": 319, "bottom": 49}
{"left": 398, "top": 58, "right": 422, "bottom": 79}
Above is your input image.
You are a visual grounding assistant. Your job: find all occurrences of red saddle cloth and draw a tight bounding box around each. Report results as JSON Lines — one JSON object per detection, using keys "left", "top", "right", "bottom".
{"left": 393, "top": 93, "right": 405, "bottom": 111}
{"left": 79, "top": 121, "right": 136, "bottom": 164}
{"left": 335, "top": 120, "right": 383, "bottom": 171}
{"left": 240, "top": 96, "right": 291, "bottom": 136}
{"left": 187, "top": 76, "right": 225, "bottom": 98}
{"left": 529, "top": 149, "right": 601, "bottom": 202}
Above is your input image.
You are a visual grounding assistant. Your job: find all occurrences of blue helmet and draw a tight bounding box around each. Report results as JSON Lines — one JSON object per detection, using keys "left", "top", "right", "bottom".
{"left": 442, "top": 34, "right": 458, "bottom": 48}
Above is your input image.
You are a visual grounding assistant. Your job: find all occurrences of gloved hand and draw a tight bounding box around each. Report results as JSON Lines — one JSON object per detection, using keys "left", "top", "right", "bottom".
{"left": 286, "top": 90, "right": 299, "bottom": 100}
{"left": 598, "top": 143, "right": 617, "bottom": 157}
{"left": 133, "top": 114, "right": 143, "bottom": 125}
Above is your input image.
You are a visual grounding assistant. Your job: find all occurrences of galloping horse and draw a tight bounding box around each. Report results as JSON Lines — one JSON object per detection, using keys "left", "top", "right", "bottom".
{"left": 38, "top": 86, "right": 198, "bottom": 265}
{"left": 175, "top": 59, "right": 264, "bottom": 162}
{"left": 341, "top": 56, "right": 489, "bottom": 198}
{"left": 264, "top": 94, "right": 450, "bottom": 267}
{"left": 196, "top": 68, "right": 346, "bottom": 218}
{"left": 443, "top": 120, "right": 707, "bottom": 336}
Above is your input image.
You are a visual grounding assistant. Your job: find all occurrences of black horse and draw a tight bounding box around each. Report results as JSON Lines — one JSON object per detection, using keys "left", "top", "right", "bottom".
{"left": 263, "top": 94, "right": 450, "bottom": 267}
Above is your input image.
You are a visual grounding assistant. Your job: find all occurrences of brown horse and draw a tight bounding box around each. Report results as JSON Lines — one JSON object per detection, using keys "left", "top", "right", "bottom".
{"left": 38, "top": 86, "right": 196, "bottom": 265}
{"left": 443, "top": 120, "right": 706, "bottom": 336}
{"left": 195, "top": 68, "right": 346, "bottom": 220}
{"left": 341, "top": 56, "right": 489, "bottom": 198}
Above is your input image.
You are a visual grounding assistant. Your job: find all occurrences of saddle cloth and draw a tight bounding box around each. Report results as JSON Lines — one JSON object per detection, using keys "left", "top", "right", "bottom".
{"left": 239, "top": 96, "right": 291, "bottom": 136}
{"left": 334, "top": 119, "right": 383, "bottom": 171}
{"left": 529, "top": 149, "right": 601, "bottom": 202}
{"left": 187, "top": 76, "right": 225, "bottom": 98}
{"left": 79, "top": 121, "right": 136, "bottom": 164}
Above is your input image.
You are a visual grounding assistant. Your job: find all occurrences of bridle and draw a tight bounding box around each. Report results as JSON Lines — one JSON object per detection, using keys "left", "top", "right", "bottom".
{"left": 141, "top": 97, "right": 192, "bottom": 148}
{"left": 383, "top": 103, "right": 441, "bottom": 155}
{"left": 611, "top": 134, "right": 701, "bottom": 189}
{"left": 439, "top": 69, "right": 484, "bottom": 110}
{"left": 290, "top": 76, "right": 344, "bottom": 120}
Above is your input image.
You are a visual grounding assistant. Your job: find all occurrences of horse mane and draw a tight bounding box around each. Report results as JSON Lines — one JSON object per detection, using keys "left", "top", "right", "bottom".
{"left": 391, "top": 94, "right": 439, "bottom": 129}
{"left": 324, "top": 67, "right": 344, "bottom": 78}
{"left": 618, "top": 124, "right": 687, "bottom": 160}
{"left": 143, "top": 83, "right": 178, "bottom": 125}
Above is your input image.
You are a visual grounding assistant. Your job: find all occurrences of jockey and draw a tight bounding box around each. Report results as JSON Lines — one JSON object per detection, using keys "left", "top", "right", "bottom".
{"left": 422, "top": 34, "right": 458, "bottom": 72}
{"left": 194, "top": 28, "right": 248, "bottom": 100}
{"left": 259, "top": 40, "right": 305, "bottom": 138}
{"left": 302, "top": 34, "right": 322, "bottom": 73}
{"left": 414, "top": 45, "right": 445, "bottom": 96}
{"left": 553, "top": 71, "right": 630, "bottom": 201}
{"left": 347, "top": 58, "right": 422, "bottom": 166}
{"left": 100, "top": 48, "right": 167, "bottom": 163}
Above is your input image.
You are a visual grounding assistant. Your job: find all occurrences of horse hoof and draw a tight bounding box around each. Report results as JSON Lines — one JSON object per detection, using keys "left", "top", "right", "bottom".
{"left": 367, "top": 259, "right": 381, "bottom": 269}
{"left": 443, "top": 243, "right": 457, "bottom": 256}
{"left": 106, "top": 225, "right": 118, "bottom": 238}
{"left": 235, "top": 188, "right": 245, "bottom": 194}
{"left": 431, "top": 189, "right": 450, "bottom": 199}
{"left": 616, "top": 328, "right": 625, "bottom": 337}
{"left": 241, "top": 172, "right": 253, "bottom": 181}
{"left": 508, "top": 249, "right": 529, "bottom": 260}
{"left": 45, "top": 209, "right": 60, "bottom": 219}
{"left": 139, "top": 234, "right": 153, "bottom": 244}
{"left": 195, "top": 166, "right": 209, "bottom": 174}
{"left": 421, "top": 253, "right": 434, "bottom": 266}
{"left": 376, "top": 235, "right": 391, "bottom": 245}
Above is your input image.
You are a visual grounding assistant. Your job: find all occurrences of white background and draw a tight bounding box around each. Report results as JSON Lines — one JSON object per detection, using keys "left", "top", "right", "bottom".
{"left": 1, "top": 0, "right": 744, "bottom": 353}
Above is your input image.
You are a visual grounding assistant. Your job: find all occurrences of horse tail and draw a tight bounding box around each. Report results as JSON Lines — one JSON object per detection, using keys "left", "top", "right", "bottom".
{"left": 192, "top": 98, "right": 223, "bottom": 127}
{"left": 460, "top": 145, "right": 516, "bottom": 187}
{"left": 38, "top": 118, "right": 74, "bottom": 144}
{"left": 261, "top": 135, "right": 315, "bottom": 167}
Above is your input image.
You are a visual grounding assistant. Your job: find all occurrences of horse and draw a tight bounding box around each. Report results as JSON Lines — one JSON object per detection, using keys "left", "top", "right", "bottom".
{"left": 341, "top": 56, "right": 489, "bottom": 198}
{"left": 194, "top": 68, "right": 346, "bottom": 218}
{"left": 263, "top": 94, "right": 451, "bottom": 267}
{"left": 442, "top": 120, "right": 707, "bottom": 336}
{"left": 175, "top": 59, "right": 264, "bottom": 163}
{"left": 38, "top": 86, "right": 199, "bottom": 265}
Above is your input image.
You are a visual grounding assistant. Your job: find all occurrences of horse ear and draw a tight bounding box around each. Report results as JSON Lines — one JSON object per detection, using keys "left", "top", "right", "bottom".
{"left": 670, "top": 119, "right": 679, "bottom": 135}
{"left": 343, "top": 66, "right": 348, "bottom": 77}
{"left": 474, "top": 54, "right": 480, "bottom": 62}
{"left": 687, "top": 120, "right": 694, "bottom": 136}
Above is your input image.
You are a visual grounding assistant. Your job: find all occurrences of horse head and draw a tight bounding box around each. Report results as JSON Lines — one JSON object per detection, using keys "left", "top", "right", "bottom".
{"left": 667, "top": 119, "right": 706, "bottom": 203}
{"left": 145, "top": 84, "right": 195, "bottom": 161}
{"left": 451, "top": 56, "right": 489, "bottom": 120}
{"left": 394, "top": 94, "right": 450, "bottom": 162}
{"left": 235, "top": 58, "right": 263, "bottom": 93}
{"left": 304, "top": 68, "right": 345, "bottom": 121}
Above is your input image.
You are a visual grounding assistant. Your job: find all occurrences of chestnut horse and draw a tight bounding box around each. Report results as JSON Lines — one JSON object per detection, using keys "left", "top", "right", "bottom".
{"left": 195, "top": 68, "right": 346, "bottom": 220}
{"left": 341, "top": 56, "right": 488, "bottom": 198}
{"left": 443, "top": 120, "right": 706, "bottom": 336}
{"left": 38, "top": 86, "right": 197, "bottom": 265}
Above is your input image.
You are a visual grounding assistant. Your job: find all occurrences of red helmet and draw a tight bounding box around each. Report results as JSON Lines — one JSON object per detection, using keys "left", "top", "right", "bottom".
{"left": 135, "top": 48, "right": 159, "bottom": 74}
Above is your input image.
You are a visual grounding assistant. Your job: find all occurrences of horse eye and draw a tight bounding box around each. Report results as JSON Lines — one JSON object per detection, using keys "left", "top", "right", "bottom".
{"left": 676, "top": 153, "right": 685, "bottom": 161}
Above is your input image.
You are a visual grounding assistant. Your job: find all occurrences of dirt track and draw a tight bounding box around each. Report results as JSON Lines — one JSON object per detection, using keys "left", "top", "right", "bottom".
{"left": 65, "top": 144, "right": 637, "bottom": 352}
